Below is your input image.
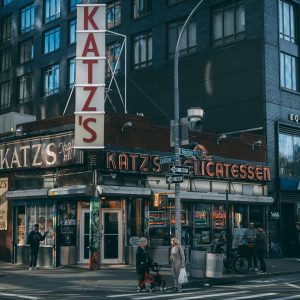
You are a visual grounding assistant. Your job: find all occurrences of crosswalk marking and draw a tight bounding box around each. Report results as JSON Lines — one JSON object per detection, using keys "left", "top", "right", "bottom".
{"left": 0, "top": 292, "right": 40, "bottom": 300}
{"left": 133, "top": 291, "right": 209, "bottom": 300}
{"left": 285, "top": 283, "right": 300, "bottom": 289}
{"left": 275, "top": 295, "right": 300, "bottom": 300}
{"left": 168, "top": 291, "right": 248, "bottom": 300}
{"left": 222, "top": 293, "right": 277, "bottom": 300}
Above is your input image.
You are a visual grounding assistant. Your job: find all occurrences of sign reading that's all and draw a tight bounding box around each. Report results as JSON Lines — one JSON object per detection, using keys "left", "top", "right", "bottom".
{"left": 0, "top": 178, "right": 8, "bottom": 231}
{"left": 75, "top": 4, "right": 106, "bottom": 149}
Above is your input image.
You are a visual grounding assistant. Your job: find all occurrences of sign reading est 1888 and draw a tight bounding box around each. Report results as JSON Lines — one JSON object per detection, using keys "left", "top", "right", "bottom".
{"left": 75, "top": 4, "right": 106, "bottom": 149}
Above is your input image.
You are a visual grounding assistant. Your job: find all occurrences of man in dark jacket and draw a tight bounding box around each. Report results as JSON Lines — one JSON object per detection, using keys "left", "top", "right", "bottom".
{"left": 136, "top": 237, "right": 152, "bottom": 291}
{"left": 255, "top": 224, "right": 267, "bottom": 273}
{"left": 27, "top": 224, "right": 48, "bottom": 271}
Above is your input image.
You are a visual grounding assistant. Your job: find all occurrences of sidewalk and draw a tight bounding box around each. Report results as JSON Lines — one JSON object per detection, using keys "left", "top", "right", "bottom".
{"left": 0, "top": 258, "right": 299, "bottom": 291}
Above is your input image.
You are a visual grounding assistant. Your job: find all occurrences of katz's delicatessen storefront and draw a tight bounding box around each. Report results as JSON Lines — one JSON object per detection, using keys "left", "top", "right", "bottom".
{"left": 104, "top": 148, "right": 273, "bottom": 265}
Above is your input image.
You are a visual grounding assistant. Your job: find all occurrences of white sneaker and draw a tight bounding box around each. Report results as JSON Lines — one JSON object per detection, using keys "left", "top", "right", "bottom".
{"left": 254, "top": 268, "right": 258, "bottom": 272}
{"left": 29, "top": 267, "right": 33, "bottom": 271}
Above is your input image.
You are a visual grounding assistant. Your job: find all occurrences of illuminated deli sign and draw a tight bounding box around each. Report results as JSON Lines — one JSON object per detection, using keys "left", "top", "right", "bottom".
{"left": 0, "top": 132, "right": 82, "bottom": 170}
{"left": 75, "top": 4, "right": 106, "bottom": 149}
{"left": 105, "top": 151, "right": 271, "bottom": 181}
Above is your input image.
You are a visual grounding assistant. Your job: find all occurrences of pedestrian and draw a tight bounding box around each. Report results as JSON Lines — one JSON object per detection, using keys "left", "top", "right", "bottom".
{"left": 170, "top": 237, "right": 185, "bottom": 293}
{"left": 243, "top": 221, "right": 258, "bottom": 271}
{"left": 255, "top": 224, "right": 267, "bottom": 273}
{"left": 27, "top": 224, "right": 48, "bottom": 271}
{"left": 136, "top": 237, "right": 152, "bottom": 292}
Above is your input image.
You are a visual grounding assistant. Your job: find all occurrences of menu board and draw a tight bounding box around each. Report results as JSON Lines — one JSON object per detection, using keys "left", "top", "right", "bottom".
{"left": 149, "top": 211, "right": 167, "bottom": 227}
{"left": 194, "top": 210, "right": 209, "bottom": 228}
{"left": 171, "top": 211, "right": 188, "bottom": 226}
{"left": 57, "top": 203, "right": 77, "bottom": 246}
{"left": 212, "top": 205, "right": 226, "bottom": 229}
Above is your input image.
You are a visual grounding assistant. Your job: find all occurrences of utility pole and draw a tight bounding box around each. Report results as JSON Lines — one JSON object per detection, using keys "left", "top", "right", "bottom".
{"left": 173, "top": 0, "right": 205, "bottom": 242}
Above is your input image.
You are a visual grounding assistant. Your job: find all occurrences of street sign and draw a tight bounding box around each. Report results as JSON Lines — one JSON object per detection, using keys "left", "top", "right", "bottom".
{"left": 160, "top": 156, "right": 175, "bottom": 164}
{"left": 179, "top": 148, "right": 197, "bottom": 158}
{"left": 169, "top": 165, "right": 190, "bottom": 174}
{"left": 166, "top": 175, "right": 184, "bottom": 184}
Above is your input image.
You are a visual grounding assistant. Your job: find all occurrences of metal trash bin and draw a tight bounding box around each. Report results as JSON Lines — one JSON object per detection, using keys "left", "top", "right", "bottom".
{"left": 205, "top": 253, "right": 223, "bottom": 278}
{"left": 189, "top": 250, "right": 207, "bottom": 278}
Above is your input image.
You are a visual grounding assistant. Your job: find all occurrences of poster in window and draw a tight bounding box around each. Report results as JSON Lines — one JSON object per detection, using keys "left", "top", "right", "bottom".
{"left": 0, "top": 177, "right": 8, "bottom": 230}
{"left": 194, "top": 209, "right": 209, "bottom": 228}
{"left": 212, "top": 205, "right": 226, "bottom": 229}
{"left": 57, "top": 203, "right": 77, "bottom": 246}
{"left": 148, "top": 211, "right": 167, "bottom": 227}
{"left": 171, "top": 211, "right": 188, "bottom": 226}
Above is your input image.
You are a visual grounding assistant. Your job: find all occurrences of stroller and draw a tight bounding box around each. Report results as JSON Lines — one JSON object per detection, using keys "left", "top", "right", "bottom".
{"left": 138, "top": 263, "right": 166, "bottom": 293}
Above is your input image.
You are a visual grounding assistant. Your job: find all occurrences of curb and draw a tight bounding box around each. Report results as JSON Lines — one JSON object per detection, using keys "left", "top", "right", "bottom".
{"left": 186, "top": 270, "right": 300, "bottom": 287}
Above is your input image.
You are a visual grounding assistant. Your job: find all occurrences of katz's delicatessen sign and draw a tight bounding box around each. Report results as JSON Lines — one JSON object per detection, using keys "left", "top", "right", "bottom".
{"left": 75, "top": 4, "right": 106, "bottom": 149}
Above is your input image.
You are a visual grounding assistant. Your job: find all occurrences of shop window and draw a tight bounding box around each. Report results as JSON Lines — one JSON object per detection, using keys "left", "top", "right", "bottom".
{"left": 17, "top": 206, "right": 26, "bottom": 245}
{"left": 57, "top": 203, "right": 77, "bottom": 246}
{"left": 249, "top": 205, "right": 265, "bottom": 227}
{"left": 232, "top": 205, "right": 248, "bottom": 248}
{"left": 193, "top": 204, "right": 211, "bottom": 247}
{"left": 26, "top": 204, "right": 55, "bottom": 246}
{"left": 212, "top": 204, "right": 227, "bottom": 242}
{"left": 127, "top": 198, "right": 144, "bottom": 239}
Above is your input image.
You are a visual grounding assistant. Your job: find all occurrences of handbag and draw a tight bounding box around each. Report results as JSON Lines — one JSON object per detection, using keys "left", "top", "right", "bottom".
{"left": 178, "top": 267, "right": 188, "bottom": 284}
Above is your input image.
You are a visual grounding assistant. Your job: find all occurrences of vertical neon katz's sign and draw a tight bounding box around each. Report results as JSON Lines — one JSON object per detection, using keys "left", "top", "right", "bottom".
{"left": 75, "top": 4, "right": 106, "bottom": 149}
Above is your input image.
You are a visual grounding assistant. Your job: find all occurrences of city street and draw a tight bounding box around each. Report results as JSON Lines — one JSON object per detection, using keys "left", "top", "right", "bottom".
{"left": 0, "top": 263, "right": 300, "bottom": 300}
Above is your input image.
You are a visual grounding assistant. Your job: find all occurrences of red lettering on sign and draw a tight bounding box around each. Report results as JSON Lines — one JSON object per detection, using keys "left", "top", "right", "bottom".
{"left": 264, "top": 167, "right": 271, "bottom": 181}
{"left": 82, "top": 87, "right": 97, "bottom": 111}
{"left": 83, "top": 60, "right": 98, "bottom": 83}
{"left": 255, "top": 166, "right": 263, "bottom": 180}
{"left": 84, "top": 6, "right": 99, "bottom": 30}
{"left": 152, "top": 156, "right": 161, "bottom": 173}
{"left": 119, "top": 153, "right": 128, "bottom": 170}
{"left": 215, "top": 163, "right": 223, "bottom": 177}
{"left": 140, "top": 154, "right": 149, "bottom": 172}
{"left": 239, "top": 165, "right": 247, "bottom": 179}
{"left": 231, "top": 164, "right": 239, "bottom": 178}
{"left": 82, "top": 118, "right": 97, "bottom": 143}
{"left": 206, "top": 162, "right": 215, "bottom": 177}
{"left": 82, "top": 34, "right": 100, "bottom": 57}
{"left": 247, "top": 165, "right": 255, "bottom": 180}
{"left": 106, "top": 152, "right": 117, "bottom": 169}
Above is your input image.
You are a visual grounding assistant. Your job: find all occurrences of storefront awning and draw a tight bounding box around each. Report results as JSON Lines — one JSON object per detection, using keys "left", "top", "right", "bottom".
{"left": 6, "top": 189, "right": 49, "bottom": 200}
{"left": 151, "top": 189, "right": 273, "bottom": 204}
{"left": 48, "top": 185, "right": 93, "bottom": 197}
{"left": 98, "top": 185, "right": 151, "bottom": 197}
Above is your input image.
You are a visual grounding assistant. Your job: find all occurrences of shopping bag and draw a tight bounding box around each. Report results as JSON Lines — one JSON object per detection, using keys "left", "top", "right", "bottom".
{"left": 178, "top": 267, "right": 188, "bottom": 284}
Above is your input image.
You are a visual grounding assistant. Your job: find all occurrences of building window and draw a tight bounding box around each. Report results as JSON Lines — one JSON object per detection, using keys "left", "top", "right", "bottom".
{"left": 279, "top": 0, "right": 296, "bottom": 43}
{"left": 68, "top": 57, "right": 75, "bottom": 88}
{"left": 18, "top": 74, "right": 32, "bottom": 104}
{"left": 2, "top": 0, "right": 12, "bottom": 5}
{"left": 69, "top": 19, "right": 76, "bottom": 44}
{"left": 0, "top": 81, "right": 11, "bottom": 110}
{"left": 1, "top": 48, "right": 11, "bottom": 71}
{"left": 132, "top": 31, "right": 152, "bottom": 70}
{"left": 44, "top": 0, "right": 60, "bottom": 23}
{"left": 43, "top": 27, "right": 60, "bottom": 54}
{"left": 69, "top": 0, "right": 86, "bottom": 12}
{"left": 133, "top": 0, "right": 152, "bottom": 19}
{"left": 20, "top": 3, "right": 35, "bottom": 33}
{"left": 167, "top": 20, "right": 197, "bottom": 58}
{"left": 168, "top": 0, "right": 184, "bottom": 5}
{"left": 280, "top": 52, "right": 298, "bottom": 91}
{"left": 212, "top": 2, "right": 245, "bottom": 46}
{"left": 106, "top": 42, "right": 121, "bottom": 76}
{"left": 107, "top": 1, "right": 121, "bottom": 29}
{"left": 43, "top": 63, "right": 59, "bottom": 96}
{"left": 1, "top": 15, "right": 12, "bottom": 43}
{"left": 279, "top": 133, "right": 300, "bottom": 179}
{"left": 19, "top": 39, "right": 34, "bottom": 64}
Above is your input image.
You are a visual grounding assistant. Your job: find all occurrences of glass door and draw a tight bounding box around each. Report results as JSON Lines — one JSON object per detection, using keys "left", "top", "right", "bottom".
{"left": 80, "top": 208, "right": 90, "bottom": 263}
{"left": 101, "top": 210, "right": 122, "bottom": 264}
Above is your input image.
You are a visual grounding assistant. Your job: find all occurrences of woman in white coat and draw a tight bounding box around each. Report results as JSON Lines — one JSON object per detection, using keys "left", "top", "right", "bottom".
{"left": 170, "top": 238, "right": 185, "bottom": 292}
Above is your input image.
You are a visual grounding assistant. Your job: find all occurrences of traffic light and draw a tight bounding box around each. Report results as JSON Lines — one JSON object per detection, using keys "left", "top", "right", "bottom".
{"left": 153, "top": 193, "right": 168, "bottom": 208}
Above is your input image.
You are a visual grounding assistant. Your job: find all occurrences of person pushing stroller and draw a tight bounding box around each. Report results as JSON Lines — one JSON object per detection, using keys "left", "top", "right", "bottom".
{"left": 136, "top": 237, "right": 152, "bottom": 292}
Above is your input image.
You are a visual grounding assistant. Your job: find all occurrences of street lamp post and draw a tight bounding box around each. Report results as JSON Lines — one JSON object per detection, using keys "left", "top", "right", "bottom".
{"left": 174, "top": 0, "right": 205, "bottom": 242}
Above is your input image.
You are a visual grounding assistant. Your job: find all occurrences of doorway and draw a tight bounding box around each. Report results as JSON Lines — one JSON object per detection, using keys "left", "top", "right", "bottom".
{"left": 281, "top": 203, "right": 296, "bottom": 257}
{"left": 80, "top": 208, "right": 90, "bottom": 263}
{"left": 101, "top": 210, "right": 123, "bottom": 264}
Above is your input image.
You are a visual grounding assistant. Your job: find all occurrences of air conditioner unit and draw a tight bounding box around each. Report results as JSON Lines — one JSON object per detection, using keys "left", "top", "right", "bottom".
{"left": 0, "top": 112, "right": 36, "bottom": 135}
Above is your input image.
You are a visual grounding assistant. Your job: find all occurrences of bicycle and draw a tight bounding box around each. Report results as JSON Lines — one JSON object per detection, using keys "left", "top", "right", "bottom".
{"left": 212, "top": 241, "right": 249, "bottom": 274}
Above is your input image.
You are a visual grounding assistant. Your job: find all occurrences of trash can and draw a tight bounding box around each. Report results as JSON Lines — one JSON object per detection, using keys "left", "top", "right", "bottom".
{"left": 205, "top": 253, "right": 223, "bottom": 278}
{"left": 189, "top": 250, "right": 207, "bottom": 278}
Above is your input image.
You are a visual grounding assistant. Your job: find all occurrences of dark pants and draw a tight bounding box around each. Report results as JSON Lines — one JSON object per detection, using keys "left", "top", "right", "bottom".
{"left": 29, "top": 246, "right": 39, "bottom": 268}
{"left": 256, "top": 249, "right": 266, "bottom": 272}
{"left": 246, "top": 246, "right": 257, "bottom": 269}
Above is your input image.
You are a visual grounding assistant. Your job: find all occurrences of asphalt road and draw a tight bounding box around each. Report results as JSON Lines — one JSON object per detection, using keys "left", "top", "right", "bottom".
{"left": 0, "top": 268, "right": 300, "bottom": 299}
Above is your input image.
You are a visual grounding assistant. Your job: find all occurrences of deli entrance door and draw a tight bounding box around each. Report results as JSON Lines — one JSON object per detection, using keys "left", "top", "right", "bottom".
{"left": 101, "top": 210, "right": 123, "bottom": 264}
{"left": 80, "top": 208, "right": 90, "bottom": 263}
